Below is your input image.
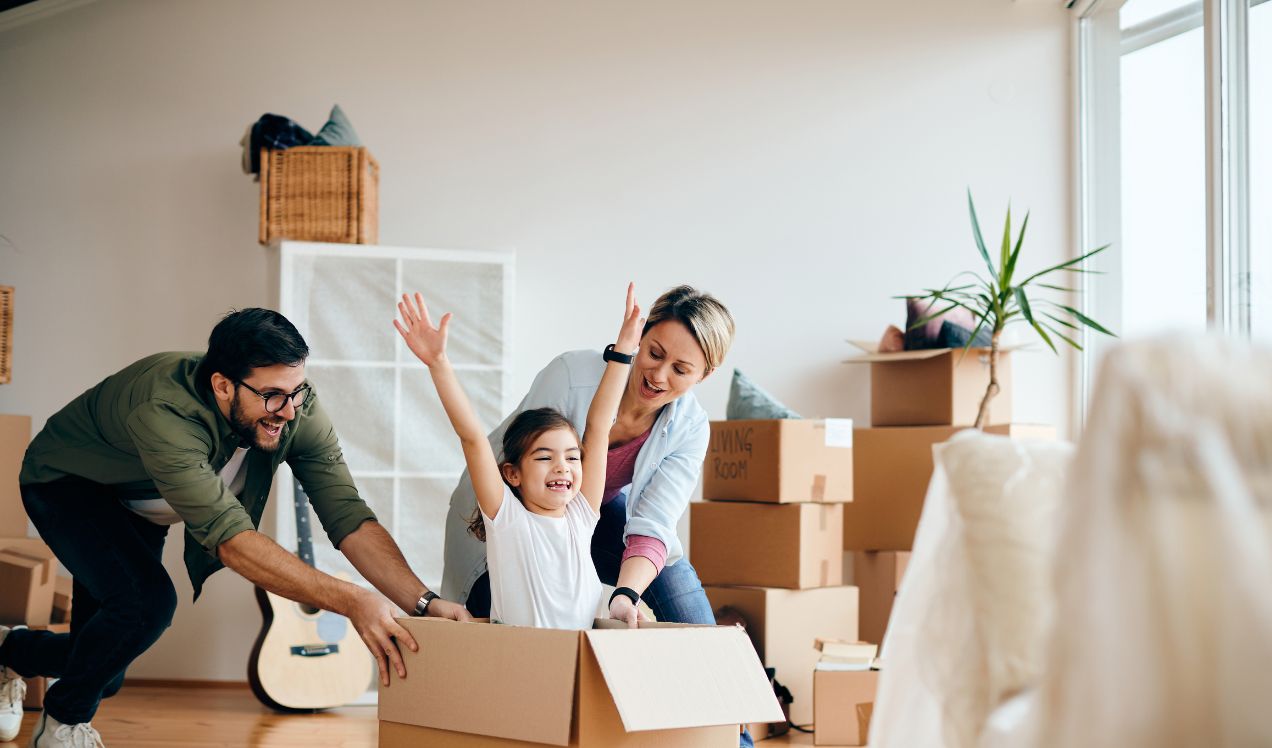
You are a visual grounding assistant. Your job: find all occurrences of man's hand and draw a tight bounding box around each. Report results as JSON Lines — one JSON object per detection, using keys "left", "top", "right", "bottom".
{"left": 425, "top": 597, "right": 473, "bottom": 621}
{"left": 608, "top": 594, "right": 651, "bottom": 629}
{"left": 347, "top": 588, "right": 419, "bottom": 686}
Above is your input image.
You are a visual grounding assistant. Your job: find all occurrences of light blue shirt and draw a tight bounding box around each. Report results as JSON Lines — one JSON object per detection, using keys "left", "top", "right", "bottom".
{"left": 440, "top": 350, "right": 709, "bottom": 604}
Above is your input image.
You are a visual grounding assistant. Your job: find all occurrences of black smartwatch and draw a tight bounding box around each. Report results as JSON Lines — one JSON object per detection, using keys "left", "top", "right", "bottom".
{"left": 603, "top": 343, "right": 634, "bottom": 365}
{"left": 609, "top": 586, "right": 640, "bottom": 607}
{"left": 413, "top": 590, "right": 439, "bottom": 617}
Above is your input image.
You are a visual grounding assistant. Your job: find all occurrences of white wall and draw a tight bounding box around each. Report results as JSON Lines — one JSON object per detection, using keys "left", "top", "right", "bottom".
{"left": 0, "top": 0, "right": 1073, "bottom": 681}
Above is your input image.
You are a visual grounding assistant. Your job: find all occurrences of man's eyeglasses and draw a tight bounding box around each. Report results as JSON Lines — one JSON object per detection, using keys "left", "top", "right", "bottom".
{"left": 236, "top": 381, "right": 312, "bottom": 414}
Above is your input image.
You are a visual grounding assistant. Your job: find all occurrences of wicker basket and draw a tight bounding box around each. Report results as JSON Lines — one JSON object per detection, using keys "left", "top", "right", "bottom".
{"left": 259, "top": 146, "right": 379, "bottom": 245}
{"left": 0, "top": 286, "right": 12, "bottom": 385}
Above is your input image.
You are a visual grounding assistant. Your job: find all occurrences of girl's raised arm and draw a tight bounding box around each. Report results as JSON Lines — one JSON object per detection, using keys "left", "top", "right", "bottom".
{"left": 580, "top": 283, "right": 644, "bottom": 513}
{"left": 395, "top": 293, "right": 507, "bottom": 521}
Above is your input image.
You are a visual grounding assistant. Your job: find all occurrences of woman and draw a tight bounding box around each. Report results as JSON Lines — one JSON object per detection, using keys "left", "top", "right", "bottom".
{"left": 439, "top": 285, "right": 734, "bottom": 627}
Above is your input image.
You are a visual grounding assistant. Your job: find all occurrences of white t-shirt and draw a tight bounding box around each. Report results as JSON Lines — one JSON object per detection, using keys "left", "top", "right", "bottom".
{"left": 483, "top": 485, "right": 603, "bottom": 630}
{"left": 125, "top": 447, "right": 250, "bottom": 525}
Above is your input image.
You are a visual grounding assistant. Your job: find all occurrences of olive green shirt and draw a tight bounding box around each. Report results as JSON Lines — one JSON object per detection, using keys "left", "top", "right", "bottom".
{"left": 20, "top": 352, "right": 376, "bottom": 598}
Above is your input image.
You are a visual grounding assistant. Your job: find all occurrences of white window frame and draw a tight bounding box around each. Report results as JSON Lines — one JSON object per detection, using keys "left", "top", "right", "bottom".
{"left": 266, "top": 240, "right": 515, "bottom": 589}
{"left": 1072, "top": 0, "right": 1259, "bottom": 426}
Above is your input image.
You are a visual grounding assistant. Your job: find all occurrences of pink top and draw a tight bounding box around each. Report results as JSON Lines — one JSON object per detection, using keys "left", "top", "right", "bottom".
{"left": 604, "top": 427, "right": 669, "bottom": 574}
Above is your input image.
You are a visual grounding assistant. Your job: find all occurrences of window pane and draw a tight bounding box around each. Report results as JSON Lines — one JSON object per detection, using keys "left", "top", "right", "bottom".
{"left": 398, "top": 477, "right": 455, "bottom": 590}
{"left": 1121, "top": 0, "right": 1199, "bottom": 29}
{"left": 1252, "top": 1, "right": 1271, "bottom": 342}
{"left": 1120, "top": 25, "right": 1208, "bottom": 336}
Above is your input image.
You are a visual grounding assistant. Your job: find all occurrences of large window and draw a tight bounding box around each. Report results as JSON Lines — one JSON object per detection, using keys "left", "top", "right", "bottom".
{"left": 1253, "top": 1, "right": 1270, "bottom": 342}
{"left": 1074, "top": 0, "right": 1264, "bottom": 415}
{"left": 1120, "top": 4, "right": 1207, "bottom": 334}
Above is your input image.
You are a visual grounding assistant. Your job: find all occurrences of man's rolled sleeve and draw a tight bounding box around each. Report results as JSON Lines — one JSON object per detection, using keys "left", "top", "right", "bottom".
{"left": 125, "top": 401, "right": 256, "bottom": 553}
{"left": 287, "top": 396, "right": 376, "bottom": 549}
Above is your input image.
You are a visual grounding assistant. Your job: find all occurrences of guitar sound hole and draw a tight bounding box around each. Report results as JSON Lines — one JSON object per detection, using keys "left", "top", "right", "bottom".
{"left": 299, "top": 604, "right": 321, "bottom": 616}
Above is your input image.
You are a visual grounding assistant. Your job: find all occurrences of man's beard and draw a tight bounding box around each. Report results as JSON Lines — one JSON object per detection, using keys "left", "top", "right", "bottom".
{"left": 229, "top": 391, "right": 284, "bottom": 453}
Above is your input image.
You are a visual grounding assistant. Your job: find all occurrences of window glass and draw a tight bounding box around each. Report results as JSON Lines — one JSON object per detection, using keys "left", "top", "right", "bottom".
{"left": 1119, "top": 25, "right": 1208, "bottom": 335}
{"left": 1121, "top": 0, "right": 1199, "bottom": 29}
{"left": 1251, "top": 1, "right": 1271, "bottom": 341}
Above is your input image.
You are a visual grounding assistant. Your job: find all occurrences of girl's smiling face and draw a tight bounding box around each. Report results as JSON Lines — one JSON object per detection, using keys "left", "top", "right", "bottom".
{"left": 501, "top": 427, "right": 583, "bottom": 515}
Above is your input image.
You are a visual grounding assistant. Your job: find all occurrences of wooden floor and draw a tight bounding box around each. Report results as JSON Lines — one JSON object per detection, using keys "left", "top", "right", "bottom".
{"left": 6, "top": 685, "right": 820, "bottom": 747}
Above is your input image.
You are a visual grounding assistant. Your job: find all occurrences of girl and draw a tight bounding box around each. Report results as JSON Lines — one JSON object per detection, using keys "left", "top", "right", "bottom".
{"left": 394, "top": 285, "right": 643, "bottom": 629}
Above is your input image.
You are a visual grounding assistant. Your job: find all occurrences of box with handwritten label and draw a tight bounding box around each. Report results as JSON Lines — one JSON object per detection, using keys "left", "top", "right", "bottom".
{"left": 702, "top": 419, "right": 853, "bottom": 503}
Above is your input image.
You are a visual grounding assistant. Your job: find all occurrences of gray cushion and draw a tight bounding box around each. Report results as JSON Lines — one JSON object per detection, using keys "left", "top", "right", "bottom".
{"left": 726, "top": 369, "right": 801, "bottom": 420}
{"left": 310, "top": 104, "right": 362, "bottom": 147}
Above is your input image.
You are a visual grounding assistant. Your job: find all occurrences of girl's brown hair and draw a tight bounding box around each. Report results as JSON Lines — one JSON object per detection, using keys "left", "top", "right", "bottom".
{"left": 468, "top": 407, "right": 582, "bottom": 542}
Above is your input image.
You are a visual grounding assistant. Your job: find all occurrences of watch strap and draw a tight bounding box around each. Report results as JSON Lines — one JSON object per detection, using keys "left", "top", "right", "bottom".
{"left": 414, "top": 590, "right": 440, "bottom": 617}
{"left": 609, "top": 586, "right": 640, "bottom": 606}
{"left": 602, "top": 343, "right": 634, "bottom": 365}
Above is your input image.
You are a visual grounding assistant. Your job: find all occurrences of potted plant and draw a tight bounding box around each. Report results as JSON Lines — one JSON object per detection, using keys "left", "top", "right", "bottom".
{"left": 904, "top": 191, "right": 1115, "bottom": 428}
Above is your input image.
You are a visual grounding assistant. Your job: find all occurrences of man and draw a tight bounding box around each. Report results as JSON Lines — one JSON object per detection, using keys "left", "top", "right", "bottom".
{"left": 0, "top": 309, "right": 469, "bottom": 747}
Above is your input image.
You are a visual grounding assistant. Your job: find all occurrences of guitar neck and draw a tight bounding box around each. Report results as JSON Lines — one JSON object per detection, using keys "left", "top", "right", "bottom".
{"left": 292, "top": 481, "right": 315, "bottom": 568}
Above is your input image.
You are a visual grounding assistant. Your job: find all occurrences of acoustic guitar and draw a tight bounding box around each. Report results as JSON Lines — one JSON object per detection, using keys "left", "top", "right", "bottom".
{"left": 247, "top": 482, "right": 374, "bottom": 712}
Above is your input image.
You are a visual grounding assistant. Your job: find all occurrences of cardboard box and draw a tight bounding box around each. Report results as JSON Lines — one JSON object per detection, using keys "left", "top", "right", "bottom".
{"left": 691, "top": 502, "right": 843, "bottom": 589}
{"left": 1, "top": 414, "right": 31, "bottom": 537}
{"left": 378, "top": 617, "right": 782, "bottom": 747}
{"left": 703, "top": 419, "right": 854, "bottom": 503}
{"left": 0, "top": 537, "right": 56, "bottom": 626}
{"left": 844, "top": 345, "right": 1014, "bottom": 427}
{"left": 844, "top": 424, "right": 1055, "bottom": 551}
{"left": 705, "top": 585, "right": 859, "bottom": 725}
{"left": 813, "top": 667, "right": 879, "bottom": 746}
{"left": 21, "top": 622, "right": 71, "bottom": 710}
{"left": 853, "top": 551, "right": 910, "bottom": 645}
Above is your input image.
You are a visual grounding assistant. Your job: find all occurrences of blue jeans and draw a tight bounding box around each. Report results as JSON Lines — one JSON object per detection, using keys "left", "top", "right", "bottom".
{"left": 0, "top": 478, "right": 177, "bottom": 725}
{"left": 466, "top": 494, "right": 716, "bottom": 625}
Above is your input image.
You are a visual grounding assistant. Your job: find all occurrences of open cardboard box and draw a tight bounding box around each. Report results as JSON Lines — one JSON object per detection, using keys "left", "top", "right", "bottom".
{"left": 844, "top": 341, "right": 1016, "bottom": 427}
{"left": 378, "top": 617, "right": 783, "bottom": 747}
{"left": 0, "top": 536, "right": 56, "bottom": 626}
{"left": 691, "top": 501, "right": 843, "bottom": 589}
{"left": 702, "top": 419, "right": 853, "bottom": 503}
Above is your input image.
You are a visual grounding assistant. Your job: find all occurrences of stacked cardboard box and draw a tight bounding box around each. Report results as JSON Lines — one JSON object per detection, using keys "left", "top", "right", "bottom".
{"left": 693, "top": 419, "right": 858, "bottom": 728}
{"left": 1, "top": 414, "right": 30, "bottom": 536}
{"left": 842, "top": 347, "right": 1054, "bottom": 646}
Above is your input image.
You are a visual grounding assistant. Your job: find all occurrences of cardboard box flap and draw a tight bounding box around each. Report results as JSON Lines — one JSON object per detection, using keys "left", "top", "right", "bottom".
{"left": 584, "top": 626, "right": 784, "bottom": 732}
{"left": 845, "top": 339, "right": 1027, "bottom": 362}
{"left": 0, "top": 551, "right": 52, "bottom": 585}
{"left": 379, "top": 618, "right": 580, "bottom": 746}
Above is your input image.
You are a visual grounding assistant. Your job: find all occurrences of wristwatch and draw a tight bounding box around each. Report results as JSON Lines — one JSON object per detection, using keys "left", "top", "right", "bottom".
{"left": 603, "top": 343, "right": 634, "bottom": 365}
{"left": 413, "top": 590, "right": 440, "bottom": 617}
{"left": 609, "top": 586, "right": 641, "bottom": 607}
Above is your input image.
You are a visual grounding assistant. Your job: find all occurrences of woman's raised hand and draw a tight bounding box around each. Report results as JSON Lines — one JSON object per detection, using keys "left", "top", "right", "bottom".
{"left": 394, "top": 292, "right": 452, "bottom": 367}
{"left": 615, "top": 282, "right": 644, "bottom": 354}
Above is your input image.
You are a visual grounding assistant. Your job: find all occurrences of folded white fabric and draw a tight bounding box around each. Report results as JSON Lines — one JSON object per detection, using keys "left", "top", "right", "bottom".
{"left": 1011, "top": 336, "right": 1272, "bottom": 748}
{"left": 869, "top": 428, "right": 1072, "bottom": 748}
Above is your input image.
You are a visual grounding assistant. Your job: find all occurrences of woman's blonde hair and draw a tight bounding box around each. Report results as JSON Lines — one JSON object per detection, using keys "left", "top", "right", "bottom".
{"left": 642, "top": 285, "right": 735, "bottom": 375}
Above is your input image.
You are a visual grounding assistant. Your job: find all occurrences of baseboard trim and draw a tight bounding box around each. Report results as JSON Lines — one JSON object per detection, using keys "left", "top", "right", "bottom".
{"left": 123, "top": 678, "right": 250, "bottom": 690}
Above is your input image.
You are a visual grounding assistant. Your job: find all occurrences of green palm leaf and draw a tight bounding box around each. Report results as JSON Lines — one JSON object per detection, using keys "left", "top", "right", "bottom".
{"left": 968, "top": 190, "right": 997, "bottom": 279}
